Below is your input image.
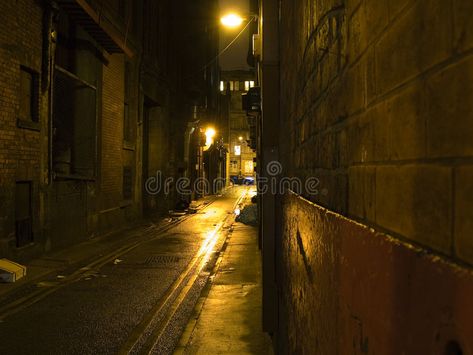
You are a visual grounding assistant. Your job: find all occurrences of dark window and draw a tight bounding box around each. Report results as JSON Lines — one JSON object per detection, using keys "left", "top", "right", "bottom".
{"left": 15, "top": 182, "right": 33, "bottom": 247}
{"left": 123, "top": 167, "right": 133, "bottom": 200}
{"left": 19, "top": 67, "right": 38, "bottom": 122}
{"left": 123, "top": 61, "right": 133, "bottom": 142}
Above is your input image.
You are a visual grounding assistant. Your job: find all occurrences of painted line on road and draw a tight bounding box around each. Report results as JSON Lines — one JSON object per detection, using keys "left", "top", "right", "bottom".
{"left": 119, "top": 188, "right": 249, "bottom": 355}
{"left": 144, "top": 189, "right": 248, "bottom": 355}
{"left": 0, "top": 196, "right": 222, "bottom": 322}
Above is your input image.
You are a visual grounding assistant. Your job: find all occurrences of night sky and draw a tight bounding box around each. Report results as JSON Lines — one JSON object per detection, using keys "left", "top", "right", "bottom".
{"left": 219, "top": 0, "right": 252, "bottom": 71}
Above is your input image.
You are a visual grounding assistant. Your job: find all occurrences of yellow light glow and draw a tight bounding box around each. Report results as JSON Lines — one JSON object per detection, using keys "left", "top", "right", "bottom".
{"left": 205, "top": 127, "right": 216, "bottom": 147}
{"left": 238, "top": 136, "right": 243, "bottom": 141}
{"left": 220, "top": 13, "right": 244, "bottom": 28}
{"left": 205, "top": 127, "right": 216, "bottom": 139}
{"left": 234, "top": 145, "right": 241, "bottom": 156}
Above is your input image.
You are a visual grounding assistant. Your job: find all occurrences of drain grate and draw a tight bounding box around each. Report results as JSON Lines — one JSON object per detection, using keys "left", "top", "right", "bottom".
{"left": 144, "top": 255, "right": 180, "bottom": 265}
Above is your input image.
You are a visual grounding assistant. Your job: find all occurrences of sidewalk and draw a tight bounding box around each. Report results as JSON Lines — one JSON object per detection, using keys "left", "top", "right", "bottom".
{"left": 175, "top": 221, "right": 274, "bottom": 354}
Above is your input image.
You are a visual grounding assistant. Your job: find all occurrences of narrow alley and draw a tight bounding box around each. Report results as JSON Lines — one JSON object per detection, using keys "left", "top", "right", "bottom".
{"left": 2, "top": 0, "right": 473, "bottom": 354}
{"left": 0, "top": 187, "right": 271, "bottom": 354}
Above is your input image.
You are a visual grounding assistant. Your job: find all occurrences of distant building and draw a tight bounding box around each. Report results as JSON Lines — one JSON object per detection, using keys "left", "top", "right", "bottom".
{"left": 220, "top": 70, "right": 256, "bottom": 178}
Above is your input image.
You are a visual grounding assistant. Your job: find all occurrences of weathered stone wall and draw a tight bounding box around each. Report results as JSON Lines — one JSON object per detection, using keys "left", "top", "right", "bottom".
{"left": 279, "top": 0, "right": 473, "bottom": 264}
{"left": 279, "top": 192, "right": 473, "bottom": 354}
{"left": 277, "top": 0, "right": 473, "bottom": 352}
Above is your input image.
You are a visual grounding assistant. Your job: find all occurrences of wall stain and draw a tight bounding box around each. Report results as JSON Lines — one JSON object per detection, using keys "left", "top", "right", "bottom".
{"left": 296, "top": 229, "right": 314, "bottom": 282}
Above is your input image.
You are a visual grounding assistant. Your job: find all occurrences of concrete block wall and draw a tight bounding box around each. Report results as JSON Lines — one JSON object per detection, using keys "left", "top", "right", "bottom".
{"left": 276, "top": 0, "right": 473, "bottom": 352}
{"left": 279, "top": 0, "right": 473, "bottom": 264}
{"left": 0, "top": 0, "right": 44, "bottom": 257}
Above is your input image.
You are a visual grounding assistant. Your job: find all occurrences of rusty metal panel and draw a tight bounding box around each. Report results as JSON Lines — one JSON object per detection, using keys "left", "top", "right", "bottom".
{"left": 280, "top": 191, "right": 473, "bottom": 354}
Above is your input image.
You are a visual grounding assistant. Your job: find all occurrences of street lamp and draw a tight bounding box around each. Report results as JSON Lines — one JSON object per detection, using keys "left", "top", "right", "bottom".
{"left": 220, "top": 13, "right": 244, "bottom": 28}
{"left": 220, "top": 12, "right": 258, "bottom": 29}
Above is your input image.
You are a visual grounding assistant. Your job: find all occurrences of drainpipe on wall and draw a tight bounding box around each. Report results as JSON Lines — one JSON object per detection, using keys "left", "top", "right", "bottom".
{"left": 183, "top": 105, "right": 200, "bottom": 201}
{"left": 260, "top": 0, "right": 280, "bottom": 336}
{"left": 41, "top": 0, "right": 59, "bottom": 251}
{"left": 42, "top": 0, "right": 59, "bottom": 186}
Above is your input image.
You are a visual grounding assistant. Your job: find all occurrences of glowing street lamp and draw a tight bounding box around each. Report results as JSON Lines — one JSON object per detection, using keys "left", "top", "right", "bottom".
{"left": 220, "top": 13, "right": 244, "bottom": 28}
{"left": 205, "top": 127, "right": 216, "bottom": 147}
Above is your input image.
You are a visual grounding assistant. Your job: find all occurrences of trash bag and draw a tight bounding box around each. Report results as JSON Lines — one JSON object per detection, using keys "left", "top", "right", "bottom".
{"left": 235, "top": 204, "right": 258, "bottom": 226}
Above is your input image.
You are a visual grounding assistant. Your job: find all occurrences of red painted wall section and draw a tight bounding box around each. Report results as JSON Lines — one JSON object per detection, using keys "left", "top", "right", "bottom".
{"left": 280, "top": 191, "right": 473, "bottom": 355}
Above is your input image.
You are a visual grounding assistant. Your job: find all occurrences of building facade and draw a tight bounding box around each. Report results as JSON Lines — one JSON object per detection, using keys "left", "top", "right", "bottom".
{"left": 220, "top": 71, "right": 256, "bottom": 179}
{"left": 0, "top": 0, "right": 218, "bottom": 260}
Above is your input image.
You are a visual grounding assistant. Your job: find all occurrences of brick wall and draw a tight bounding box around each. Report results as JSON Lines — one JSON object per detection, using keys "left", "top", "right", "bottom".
{"left": 279, "top": 0, "right": 473, "bottom": 264}
{"left": 100, "top": 54, "right": 125, "bottom": 210}
{"left": 0, "top": 1, "right": 140, "bottom": 253}
{"left": 0, "top": 0, "right": 44, "bottom": 255}
{"left": 0, "top": 0, "right": 213, "bottom": 257}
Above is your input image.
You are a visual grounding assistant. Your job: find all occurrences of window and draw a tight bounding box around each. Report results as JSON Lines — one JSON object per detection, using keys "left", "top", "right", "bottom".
{"left": 19, "top": 67, "right": 38, "bottom": 122}
{"left": 244, "top": 81, "right": 250, "bottom": 91}
{"left": 234, "top": 81, "right": 240, "bottom": 91}
{"left": 220, "top": 81, "right": 225, "bottom": 92}
{"left": 234, "top": 145, "right": 241, "bottom": 156}
{"left": 250, "top": 80, "right": 255, "bottom": 88}
{"left": 244, "top": 160, "right": 254, "bottom": 174}
{"left": 124, "top": 61, "right": 133, "bottom": 143}
{"left": 229, "top": 81, "right": 234, "bottom": 91}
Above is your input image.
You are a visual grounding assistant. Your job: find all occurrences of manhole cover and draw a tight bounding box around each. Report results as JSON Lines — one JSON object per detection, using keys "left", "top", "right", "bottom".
{"left": 144, "top": 255, "right": 180, "bottom": 265}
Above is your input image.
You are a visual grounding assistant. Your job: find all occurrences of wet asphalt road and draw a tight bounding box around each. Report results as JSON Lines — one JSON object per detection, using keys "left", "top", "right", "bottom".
{"left": 0, "top": 187, "right": 247, "bottom": 355}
